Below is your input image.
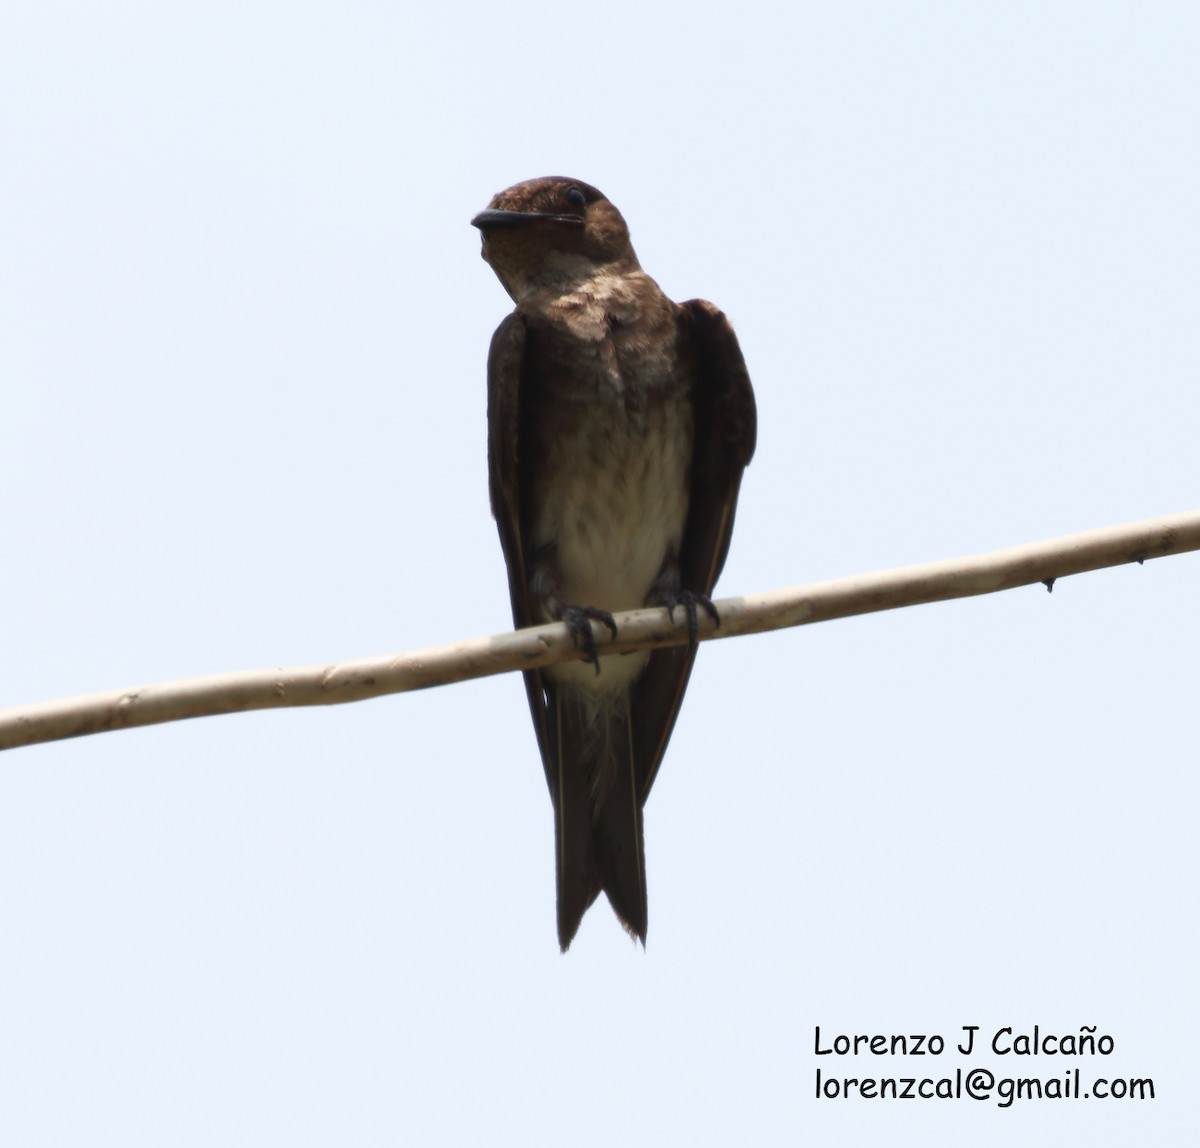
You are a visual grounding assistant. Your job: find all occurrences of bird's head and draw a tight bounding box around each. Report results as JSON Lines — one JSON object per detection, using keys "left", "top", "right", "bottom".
{"left": 471, "top": 177, "right": 639, "bottom": 301}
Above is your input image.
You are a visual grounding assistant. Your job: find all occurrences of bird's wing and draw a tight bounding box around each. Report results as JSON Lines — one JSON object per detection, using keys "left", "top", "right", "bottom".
{"left": 630, "top": 299, "right": 758, "bottom": 801}
{"left": 486, "top": 313, "right": 554, "bottom": 774}
{"left": 487, "top": 313, "right": 605, "bottom": 945}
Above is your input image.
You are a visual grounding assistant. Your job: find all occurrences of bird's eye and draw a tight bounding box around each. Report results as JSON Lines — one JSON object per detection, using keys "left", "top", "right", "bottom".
{"left": 566, "top": 187, "right": 587, "bottom": 212}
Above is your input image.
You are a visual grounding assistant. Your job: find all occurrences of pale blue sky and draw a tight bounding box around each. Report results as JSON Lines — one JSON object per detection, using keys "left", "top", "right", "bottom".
{"left": 2, "top": 2, "right": 1197, "bottom": 1143}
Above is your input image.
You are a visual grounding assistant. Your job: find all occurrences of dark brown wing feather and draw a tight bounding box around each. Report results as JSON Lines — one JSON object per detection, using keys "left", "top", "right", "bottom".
{"left": 629, "top": 299, "right": 757, "bottom": 801}
{"left": 487, "top": 313, "right": 603, "bottom": 945}
{"left": 486, "top": 313, "right": 552, "bottom": 768}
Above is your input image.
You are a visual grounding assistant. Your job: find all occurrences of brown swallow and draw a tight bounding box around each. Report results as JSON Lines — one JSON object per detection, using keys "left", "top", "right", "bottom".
{"left": 473, "top": 177, "right": 756, "bottom": 949}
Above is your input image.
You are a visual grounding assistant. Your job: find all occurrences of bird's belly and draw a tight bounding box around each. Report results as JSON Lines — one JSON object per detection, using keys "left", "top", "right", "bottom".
{"left": 534, "top": 396, "right": 691, "bottom": 692}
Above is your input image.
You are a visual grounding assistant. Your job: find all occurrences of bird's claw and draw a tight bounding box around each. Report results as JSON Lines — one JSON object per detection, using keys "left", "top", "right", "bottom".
{"left": 657, "top": 590, "right": 720, "bottom": 650}
{"left": 561, "top": 605, "right": 618, "bottom": 675}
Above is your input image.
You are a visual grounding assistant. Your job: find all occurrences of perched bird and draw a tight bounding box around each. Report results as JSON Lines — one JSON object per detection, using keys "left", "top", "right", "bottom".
{"left": 472, "top": 177, "right": 756, "bottom": 949}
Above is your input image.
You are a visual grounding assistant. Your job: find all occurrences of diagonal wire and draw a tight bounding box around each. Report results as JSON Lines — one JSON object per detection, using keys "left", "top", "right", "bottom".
{"left": 2, "top": 510, "right": 1198, "bottom": 752}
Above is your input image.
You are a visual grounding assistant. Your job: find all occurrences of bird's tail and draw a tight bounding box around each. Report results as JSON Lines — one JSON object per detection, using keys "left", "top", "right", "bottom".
{"left": 551, "top": 685, "right": 647, "bottom": 950}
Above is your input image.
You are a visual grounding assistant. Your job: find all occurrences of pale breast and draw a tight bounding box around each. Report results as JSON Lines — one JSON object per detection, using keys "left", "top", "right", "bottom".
{"left": 534, "top": 391, "right": 692, "bottom": 614}
{"left": 535, "top": 389, "right": 691, "bottom": 695}
{"left": 523, "top": 270, "right": 691, "bottom": 692}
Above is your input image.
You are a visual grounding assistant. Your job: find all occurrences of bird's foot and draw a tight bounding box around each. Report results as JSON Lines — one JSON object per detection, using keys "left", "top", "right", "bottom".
{"left": 561, "top": 605, "right": 618, "bottom": 675}
{"left": 653, "top": 589, "right": 720, "bottom": 650}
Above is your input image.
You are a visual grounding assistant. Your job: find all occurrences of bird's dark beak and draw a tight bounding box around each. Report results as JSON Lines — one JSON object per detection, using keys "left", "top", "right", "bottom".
{"left": 471, "top": 209, "right": 584, "bottom": 230}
